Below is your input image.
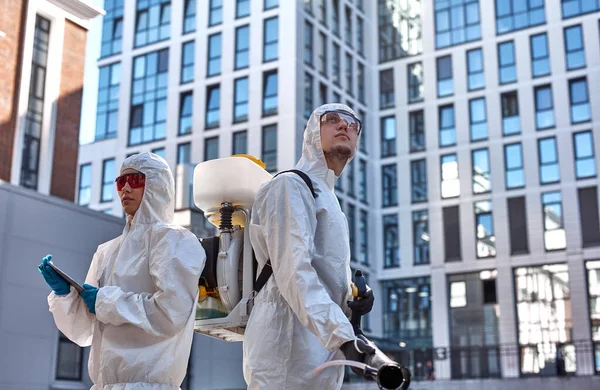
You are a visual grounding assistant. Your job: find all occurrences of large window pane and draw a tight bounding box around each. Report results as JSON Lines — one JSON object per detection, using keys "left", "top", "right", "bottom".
{"left": 435, "top": 0, "right": 481, "bottom": 49}
{"left": 179, "top": 92, "right": 192, "bottom": 135}
{"left": 441, "top": 154, "right": 460, "bottom": 198}
{"left": 383, "top": 214, "right": 399, "bottom": 268}
{"left": 381, "top": 116, "right": 396, "bottom": 157}
{"left": 234, "top": 77, "right": 249, "bottom": 122}
{"left": 472, "top": 149, "right": 491, "bottom": 193}
{"left": 541, "top": 192, "right": 566, "bottom": 250}
{"left": 382, "top": 164, "right": 397, "bottom": 207}
{"left": 530, "top": 33, "right": 550, "bottom": 77}
{"left": 467, "top": 48, "right": 484, "bottom": 90}
{"left": 496, "top": 0, "right": 546, "bottom": 34}
{"left": 501, "top": 91, "right": 520, "bottom": 136}
{"left": 504, "top": 143, "right": 525, "bottom": 189}
{"left": 408, "top": 62, "right": 424, "bottom": 103}
{"left": 535, "top": 85, "right": 555, "bottom": 130}
{"left": 207, "top": 33, "right": 221, "bottom": 77}
{"left": 573, "top": 131, "right": 596, "bottom": 179}
{"left": 135, "top": 0, "right": 171, "bottom": 48}
{"left": 437, "top": 55, "right": 453, "bottom": 97}
{"left": 538, "top": 137, "right": 560, "bottom": 184}
{"left": 263, "top": 71, "right": 278, "bottom": 116}
{"left": 411, "top": 159, "right": 427, "bottom": 202}
{"left": 96, "top": 62, "right": 120, "bottom": 141}
{"left": 498, "top": 41, "right": 516, "bottom": 84}
{"left": 470, "top": 98, "right": 487, "bottom": 141}
{"left": 564, "top": 25, "right": 586, "bottom": 70}
{"left": 410, "top": 110, "right": 425, "bottom": 152}
{"left": 413, "top": 210, "right": 430, "bottom": 265}
{"left": 378, "top": 0, "right": 423, "bottom": 61}
{"left": 262, "top": 125, "right": 277, "bottom": 172}
{"left": 205, "top": 85, "right": 220, "bottom": 129}
{"left": 439, "top": 105, "right": 456, "bottom": 147}
{"left": 264, "top": 17, "right": 278, "bottom": 62}
{"left": 181, "top": 40, "right": 194, "bottom": 83}
{"left": 569, "top": 78, "right": 591, "bottom": 123}
{"left": 235, "top": 25, "right": 250, "bottom": 70}
{"left": 474, "top": 201, "right": 496, "bottom": 258}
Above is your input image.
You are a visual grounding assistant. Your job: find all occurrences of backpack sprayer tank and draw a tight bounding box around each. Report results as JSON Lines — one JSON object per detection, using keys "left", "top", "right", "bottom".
{"left": 192, "top": 156, "right": 272, "bottom": 342}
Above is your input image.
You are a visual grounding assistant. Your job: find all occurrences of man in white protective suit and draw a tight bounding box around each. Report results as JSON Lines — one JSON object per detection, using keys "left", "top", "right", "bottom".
{"left": 243, "top": 103, "right": 375, "bottom": 389}
{"left": 37, "top": 152, "right": 205, "bottom": 390}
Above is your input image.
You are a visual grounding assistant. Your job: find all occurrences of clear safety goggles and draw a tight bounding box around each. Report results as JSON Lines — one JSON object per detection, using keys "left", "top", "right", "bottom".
{"left": 320, "top": 110, "right": 363, "bottom": 135}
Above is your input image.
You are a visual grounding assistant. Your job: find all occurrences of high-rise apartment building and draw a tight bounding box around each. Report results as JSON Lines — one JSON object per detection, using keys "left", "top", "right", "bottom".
{"left": 78, "top": 1, "right": 600, "bottom": 388}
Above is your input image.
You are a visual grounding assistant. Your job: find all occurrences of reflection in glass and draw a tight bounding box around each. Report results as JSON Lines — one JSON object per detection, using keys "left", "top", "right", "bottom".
{"left": 439, "top": 105, "right": 456, "bottom": 147}
{"left": 573, "top": 131, "right": 596, "bottom": 179}
{"left": 542, "top": 191, "right": 566, "bottom": 250}
{"left": 441, "top": 154, "right": 460, "bottom": 198}
{"left": 472, "top": 149, "right": 491, "bottom": 193}
{"left": 474, "top": 200, "right": 496, "bottom": 258}
{"left": 378, "top": 0, "right": 422, "bottom": 62}
{"left": 413, "top": 210, "right": 429, "bottom": 265}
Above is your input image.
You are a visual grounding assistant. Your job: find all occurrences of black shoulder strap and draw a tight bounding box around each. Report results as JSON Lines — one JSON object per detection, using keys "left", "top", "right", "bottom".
{"left": 253, "top": 169, "right": 317, "bottom": 293}
{"left": 273, "top": 169, "right": 318, "bottom": 199}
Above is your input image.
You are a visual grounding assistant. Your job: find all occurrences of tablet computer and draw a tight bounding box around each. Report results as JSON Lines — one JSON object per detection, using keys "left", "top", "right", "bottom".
{"left": 48, "top": 262, "right": 84, "bottom": 293}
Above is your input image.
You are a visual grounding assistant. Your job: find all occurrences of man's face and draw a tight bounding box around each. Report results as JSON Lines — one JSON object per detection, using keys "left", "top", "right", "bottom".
{"left": 319, "top": 110, "right": 360, "bottom": 161}
{"left": 117, "top": 168, "right": 145, "bottom": 216}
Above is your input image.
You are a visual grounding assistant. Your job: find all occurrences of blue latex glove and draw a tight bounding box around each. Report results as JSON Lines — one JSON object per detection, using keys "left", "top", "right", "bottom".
{"left": 38, "top": 255, "right": 70, "bottom": 295}
{"left": 80, "top": 284, "right": 98, "bottom": 314}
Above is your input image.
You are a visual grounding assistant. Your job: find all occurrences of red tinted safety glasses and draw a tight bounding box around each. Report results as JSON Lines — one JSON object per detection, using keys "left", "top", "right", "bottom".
{"left": 115, "top": 173, "right": 145, "bottom": 191}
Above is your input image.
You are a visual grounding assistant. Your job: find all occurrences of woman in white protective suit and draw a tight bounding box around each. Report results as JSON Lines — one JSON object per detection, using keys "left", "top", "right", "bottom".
{"left": 243, "top": 103, "right": 374, "bottom": 389}
{"left": 38, "top": 153, "right": 205, "bottom": 389}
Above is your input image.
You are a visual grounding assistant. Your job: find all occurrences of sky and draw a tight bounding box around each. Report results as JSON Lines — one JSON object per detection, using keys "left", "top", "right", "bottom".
{"left": 79, "top": 0, "right": 104, "bottom": 145}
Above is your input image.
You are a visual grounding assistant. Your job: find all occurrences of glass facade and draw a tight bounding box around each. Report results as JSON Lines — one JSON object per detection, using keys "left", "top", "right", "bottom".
{"left": 378, "top": 0, "right": 422, "bottom": 62}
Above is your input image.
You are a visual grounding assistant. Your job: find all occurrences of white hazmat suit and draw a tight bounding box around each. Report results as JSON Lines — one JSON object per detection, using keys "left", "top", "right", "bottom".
{"left": 47, "top": 153, "right": 205, "bottom": 390}
{"left": 243, "top": 104, "right": 360, "bottom": 389}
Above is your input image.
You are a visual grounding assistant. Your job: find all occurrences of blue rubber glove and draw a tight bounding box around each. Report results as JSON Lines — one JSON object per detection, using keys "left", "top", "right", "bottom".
{"left": 38, "top": 255, "right": 70, "bottom": 295}
{"left": 80, "top": 284, "right": 98, "bottom": 314}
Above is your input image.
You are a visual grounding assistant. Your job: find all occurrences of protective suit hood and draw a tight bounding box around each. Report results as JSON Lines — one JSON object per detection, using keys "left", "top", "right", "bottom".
{"left": 120, "top": 152, "right": 174, "bottom": 225}
{"left": 296, "top": 103, "right": 361, "bottom": 180}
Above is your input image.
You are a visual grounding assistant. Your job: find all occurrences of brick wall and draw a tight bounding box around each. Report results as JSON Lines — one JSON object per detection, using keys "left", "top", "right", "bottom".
{"left": 50, "top": 20, "right": 87, "bottom": 202}
{"left": 0, "top": 0, "right": 27, "bottom": 182}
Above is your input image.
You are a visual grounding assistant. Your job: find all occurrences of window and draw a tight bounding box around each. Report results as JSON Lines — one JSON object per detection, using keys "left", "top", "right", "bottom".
{"left": 263, "top": 71, "right": 278, "bottom": 116}
{"left": 262, "top": 125, "right": 277, "bottom": 172}
{"left": 319, "top": 83, "right": 327, "bottom": 106}
{"left": 177, "top": 142, "right": 191, "bottom": 164}
{"left": 207, "top": 33, "right": 221, "bottom": 77}
{"left": 383, "top": 214, "right": 399, "bottom": 268}
{"left": 474, "top": 200, "right": 496, "bottom": 258}
{"left": 357, "top": 17, "right": 364, "bottom": 55}
{"left": 411, "top": 159, "right": 427, "bottom": 202}
{"left": 265, "top": 0, "right": 278, "bottom": 10}
{"left": 332, "top": 43, "right": 341, "bottom": 85}
{"left": 469, "top": 98, "right": 487, "bottom": 141}
{"left": 56, "top": 332, "right": 83, "bottom": 380}
{"left": 101, "top": 159, "right": 115, "bottom": 203}
{"left": 504, "top": 143, "right": 525, "bottom": 189}
{"left": 408, "top": 111, "right": 425, "bottom": 154}
{"left": 100, "top": 0, "right": 123, "bottom": 57}
{"left": 96, "top": 62, "right": 120, "bottom": 141}
{"left": 359, "top": 160, "right": 368, "bottom": 203}
{"left": 335, "top": 171, "right": 343, "bottom": 193}
{"left": 501, "top": 91, "right": 520, "bottom": 136}
{"left": 305, "top": 0, "right": 313, "bottom": 14}
{"left": 508, "top": 196, "right": 529, "bottom": 254}
{"left": 439, "top": 105, "right": 456, "bottom": 147}
{"left": 348, "top": 204, "right": 356, "bottom": 260}
{"left": 359, "top": 109, "right": 367, "bottom": 154}
{"left": 318, "top": 0, "right": 326, "bottom": 23}
{"left": 305, "top": 21, "right": 313, "bottom": 66}
{"left": 498, "top": 41, "right": 516, "bottom": 84}
{"left": 232, "top": 131, "right": 247, "bottom": 155}
{"left": 209, "top": 0, "right": 222, "bottom": 26}
{"left": 204, "top": 136, "right": 219, "bottom": 161}
{"left": 381, "top": 116, "right": 396, "bottom": 157}
{"left": 359, "top": 210, "right": 369, "bottom": 265}
{"left": 304, "top": 73, "right": 313, "bottom": 119}
{"left": 569, "top": 78, "right": 591, "bottom": 123}
{"left": 586, "top": 261, "right": 600, "bottom": 364}
{"left": 542, "top": 192, "right": 566, "bottom": 250}
{"left": 332, "top": 0, "right": 340, "bottom": 35}
{"left": 472, "top": 148, "right": 491, "bottom": 194}
{"left": 380, "top": 69, "right": 394, "bottom": 109}
{"left": 467, "top": 48, "right": 484, "bottom": 90}
{"left": 579, "top": 187, "right": 600, "bottom": 247}
{"left": 538, "top": 137, "right": 559, "bottom": 184}
{"left": 205, "top": 85, "right": 220, "bottom": 129}
{"left": 332, "top": 91, "right": 341, "bottom": 103}
{"left": 347, "top": 160, "right": 355, "bottom": 197}
{"left": 382, "top": 164, "right": 397, "bottom": 207}
{"left": 357, "top": 63, "right": 365, "bottom": 104}
{"left": 562, "top": 0, "right": 600, "bottom": 19}
{"left": 444, "top": 205, "right": 462, "bottom": 261}
{"left": 237, "top": 0, "right": 250, "bottom": 18}
{"left": 530, "top": 33, "right": 550, "bottom": 77}
{"left": 495, "top": 0, "right": 545, "bottom": 34}
{"left": 383, "top": 277, "right": 432, "bottom": 354}
{"left": 179, "top": 92, "right": 193, "bottom": 136}
{"left": 264, "top": 17, "right": 278, "bottom": 62}
{"left": 515, "top": 264, "right": 574, "bottom": 375}
{"left": 434, "top": 0, "right": 481, "bottom": 49}
{"left": 151, "top": 147, "right": 165, "bottom": 159}
{"left": 235, "top": 25, "right": 250, "bottom": 70}
{"left": 181, "top": 41, "right": 194, "bottom": 84}
{"left": 573, "top": 131, "right": 596, "bottom": 179}
{"left": 448, "top": 272, "right": 501, "bottom": 379}
{"left": 183, "top": 0, "right": 196, "bottom": 33}
{"left": 437, "top": 56, "right": 453, "bottom": 97}
{"left": 129, "top": 49, "right": 168, "bottom": 145}
{"left": 20, "top": 16, "right": 49, "bottom": 190}
{"left": 564, "top": 25, "right": 586, "bottom": 70}
{"left": 78, "top": 164, "right": 92, "bottom": 206}
{"left": 345, "top": 6, "right": 352, "bottom": 46}
{"left": 378, "top": 0, "right": 423, "bottom": 61}
{"left": 413, "top": 210, "right": 430, "bottom": 265}
{"left": 408, "top": 62, "right": 424, "bottom": 103}
{"left": 234, "top": 77, "right": 249, "bottom": 123}
{"left": 441, "top": 154, "right": 460, "bottom": 198}
{"left": 534, "top": 85, "right": 555, "bottom": 130}
{"left": 345, "top": 53, "right": 353, "bottom": 95}
{"left": 318, "top": 32, "right": 327, "bottom": 75}
{"left": 135, "top": 0, "right": 171, "bottom": 47}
